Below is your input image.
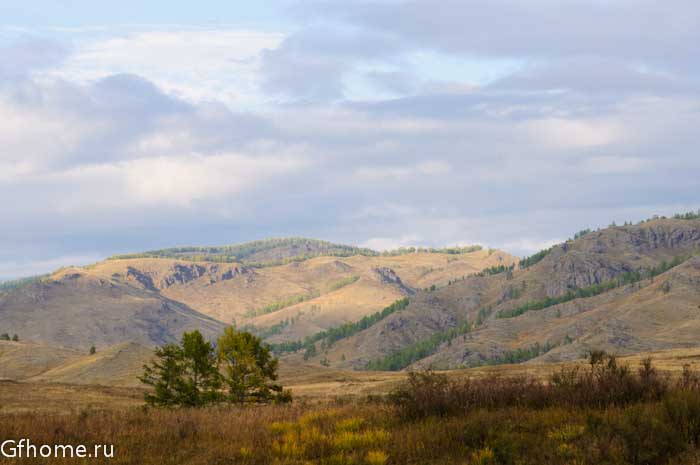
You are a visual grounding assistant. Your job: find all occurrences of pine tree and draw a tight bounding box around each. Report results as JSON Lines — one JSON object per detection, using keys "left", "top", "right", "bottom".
{"left": 139, "top": 344, "right": 187, "bottom": 407}
{"left": 139, "top": 330, "right": 221, "bottom": 407}
{"left": 180, "top": 330, "right": 222, "bottom": 406}
{"left": 217, "top": 327, "right": 289, "bottom": 403}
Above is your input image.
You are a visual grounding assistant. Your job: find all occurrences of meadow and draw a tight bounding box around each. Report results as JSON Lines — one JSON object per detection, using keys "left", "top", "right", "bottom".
{"left": 3, "top": 352, "right": 700, "bottom": 464}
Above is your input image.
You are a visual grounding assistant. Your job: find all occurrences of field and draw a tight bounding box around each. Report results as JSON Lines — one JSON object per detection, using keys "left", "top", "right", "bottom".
{"left": 3, "top": 349, "right": 700, "bottom": 464}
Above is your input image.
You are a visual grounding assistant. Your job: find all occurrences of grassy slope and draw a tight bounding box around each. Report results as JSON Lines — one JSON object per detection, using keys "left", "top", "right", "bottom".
{"left": 0, "top": 269, "right": 225, "bottom": 350}
{"left": 73, "top": 249, "right": 515, "bottom": 341}
{"left": 319, "top": 219, "right": 700, "bottom": 370}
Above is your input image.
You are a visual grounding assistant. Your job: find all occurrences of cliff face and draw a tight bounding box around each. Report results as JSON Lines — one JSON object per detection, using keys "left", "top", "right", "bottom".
{"left": 539, "top": 221, "right": 700, "bottom": 296}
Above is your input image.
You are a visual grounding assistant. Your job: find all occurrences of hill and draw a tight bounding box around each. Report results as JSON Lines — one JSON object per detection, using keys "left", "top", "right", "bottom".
{"left": 31, "top": 342, "right": 154, "bottom": 387}
{"left": 0, "top": 269, "right": 225, "bottom": 349}
{"left": 0, "top": 239, "right": 511, "bottom": 351}
{"left": 297, "top": 218, "right": 700, "bottom": 370}
{"left": 0, "top": 340, "right": 82, "bottom": 380}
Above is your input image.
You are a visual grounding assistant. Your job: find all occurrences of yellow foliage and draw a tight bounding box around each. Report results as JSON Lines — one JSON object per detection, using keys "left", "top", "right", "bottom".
{"left": 332, "top": 429, "right": 390, "bottom": 451}
{"left": 470, "top": 447, "right": 496, "bottom": 465}
{"left": 336, "top": 417, "right": 365, "bottom": 432}
{"left": 269, "top": 421, "right": 297, "bottom": 435}
{"left": 547, "top": 424, "right": 585, "bottom": 442}
{"left": 366, "top": 450, "right": 388, "bottom": 465}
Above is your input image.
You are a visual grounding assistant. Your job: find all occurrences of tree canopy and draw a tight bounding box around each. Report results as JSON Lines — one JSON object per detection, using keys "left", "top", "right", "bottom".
{"left": 139, "top": 328, "right": 290, "bottom": 407}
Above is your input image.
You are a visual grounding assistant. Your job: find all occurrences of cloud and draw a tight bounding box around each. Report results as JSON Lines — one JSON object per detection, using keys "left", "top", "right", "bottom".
{"left": 48, "top": 27, "right": 284, "bottom": 107}
{"left": 2, "top": 2, "right": 700, "bottom": 279}
{"left": 308, "top": 0, "right": 700, "bottom": 68}
{"left": 259, "top": 26, "right": 402, "bottom": 101}
{"left": 361, "top": 234, "right": 422, "bottom": 251}
{"left": 0, "top": 39, "right": 68, "bottom": 81}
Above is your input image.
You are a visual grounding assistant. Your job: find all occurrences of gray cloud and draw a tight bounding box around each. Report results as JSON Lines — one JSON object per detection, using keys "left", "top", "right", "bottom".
{"left": 306, "top": 0, "right": 700, "bottom": 68}
{"left": 3, "top": 2, "right": 700, "bottom": 279}
{"left": 260, "top": 26, "right": 403, "bottom": 101}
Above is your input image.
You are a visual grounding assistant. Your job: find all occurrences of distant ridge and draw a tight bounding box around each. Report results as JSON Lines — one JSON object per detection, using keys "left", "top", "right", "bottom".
{"left": 107, "top": 237, "right": 483, "bottom": 268}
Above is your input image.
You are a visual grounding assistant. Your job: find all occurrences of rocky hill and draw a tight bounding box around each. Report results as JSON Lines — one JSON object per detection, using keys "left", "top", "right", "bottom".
{"left": 299, "top": 218, "right": 700, "bottom": 370}
{"left": 0, "top": 239, "right": 511, "bottom": 351}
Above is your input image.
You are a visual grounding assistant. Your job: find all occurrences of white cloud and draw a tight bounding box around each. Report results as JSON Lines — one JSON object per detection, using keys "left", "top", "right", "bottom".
{"left": 47, "top": 27, "right": 284, "bottom": 107}
{"left": 521, "top": 118, "right": 624, "bottom": 150}
{"left": 361, "top": 234, "right": 423, "bottom": 251}
{"left": 498, "top": 238, "right": 563, "bottom": 257}
{"left": 36, "top": 151, "right": 309, "bottom": 211}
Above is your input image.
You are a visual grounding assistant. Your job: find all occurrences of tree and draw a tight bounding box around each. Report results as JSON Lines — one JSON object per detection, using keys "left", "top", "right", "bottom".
{"left": 180, "top": 330, "right": 222, "bottom": 406}
{"left": 89, "top": 346, "right": 96, "bottom": 355}
{"left": 217, "top": 327, "right": 289, "bottom": 404}
{"left": 11, "top": 334, "right": 18, "bottom": 341}
{"left": 139, "top": 330, "right": 221, "bottom": 408}
{"left": 139, "top": 343, "right": 188, "bottom": 407}
{"left": 0, "top": 333, "right": 9, "bottom": 341}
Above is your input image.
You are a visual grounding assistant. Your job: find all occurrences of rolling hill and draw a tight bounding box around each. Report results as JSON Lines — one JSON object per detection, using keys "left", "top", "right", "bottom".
{"left": 297, "top": 217, "right": 700, "bottom": 370}
{"left": 0, "top": 238, "right": 513, "bottom": 352}
{"left": 2, "top": 217, "right": 700, "bottom": 381}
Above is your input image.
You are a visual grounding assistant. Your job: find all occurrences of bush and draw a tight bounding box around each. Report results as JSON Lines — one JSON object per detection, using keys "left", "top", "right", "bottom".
{"left": 391, "top": 352, "right": 693, "bottom": 419}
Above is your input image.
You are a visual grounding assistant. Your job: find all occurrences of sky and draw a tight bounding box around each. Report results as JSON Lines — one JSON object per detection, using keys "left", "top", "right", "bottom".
{"left": 1, "top": 1, "right": 699, "bottom": 280}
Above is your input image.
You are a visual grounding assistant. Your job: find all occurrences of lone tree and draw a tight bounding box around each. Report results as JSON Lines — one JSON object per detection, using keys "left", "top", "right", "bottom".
{"left": 217, "top": 327, "right": 289, "bottom": 403}
{"left": 139, "top": 327, "right": 289, "bottom": 407}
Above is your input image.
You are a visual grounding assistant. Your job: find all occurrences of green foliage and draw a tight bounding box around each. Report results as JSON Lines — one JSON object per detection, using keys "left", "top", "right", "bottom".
{"left": 484, "top": 341, "right": 555, "bottom": 365}
{"left": 270, "top": 297, "right": 410, "bottom": 355}
{"left": 573, "top": 228, "right": 592, "bottom": 240}
{"left": 140, "top": 328, "right": 289, "bottom": 408}
{"left": 108, "top": 238, "right": 484, "bottom": 267}
{"left": 378, "top": 245, "right": 482, "bottom": 256}
{"left": 89, "top": 345, "right": 96, "bottom": 355}
{"left": 11, "top": 334, "right": 18, "bottom": 341}
{"left": 475, "top": 307, "right": 492, "bottom": 326}
{"left": 475, "top": 264, "right": 514, "bottom": 277}
{"left": 245, "top": 319, "right": 290, "bottom": 340}
{"left": 216, "top": 327, "right": 289, "bottom": 403}
{"left": 498, "top": 254, "right": 689, "bottom": 319}
{"left": 0, "top": 274, "right": 48, "bottom": 292}
{"left": 245, "top": 292, "right": 319, "bottom": 318}
{"left": 365, "top": 319, "right": 473, "bottom": 371}
{"left": 303, "top": 343, "right": 317, "bottom": 360}
{"left": 673, "top": 209, "right": 700, "bottom": 220}
{"left": 327, "top": 275, "right": 360, "bottom": 291}
{"left": 0, "top": 333, "right": 10, "bottom": 341}
{"left": 519, "top": 247, "right": 553, "bottom": 268}
{"left": 109, "top": 238, "right": 378, "bottom": 267}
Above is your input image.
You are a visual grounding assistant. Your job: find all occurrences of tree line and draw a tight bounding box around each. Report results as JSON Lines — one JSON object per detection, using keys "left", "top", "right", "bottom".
{"left": 365, "top": 319, "right": 473, "bottom": 371}
{"left": 269, "top": 297, "right": 410, "bottom": 356}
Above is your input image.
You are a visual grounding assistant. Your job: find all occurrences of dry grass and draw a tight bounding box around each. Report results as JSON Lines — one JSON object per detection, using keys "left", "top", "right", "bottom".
{"left": 2, "top": 354, "right": 700, "bottom": 464}
{"left": 80, "top": 250, "right": 515, "bottom": 336}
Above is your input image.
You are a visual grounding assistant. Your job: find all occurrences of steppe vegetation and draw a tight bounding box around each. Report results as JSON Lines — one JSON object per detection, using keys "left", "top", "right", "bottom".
{"left": 3, "top": 353, "right": 700, "bottom": 464}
